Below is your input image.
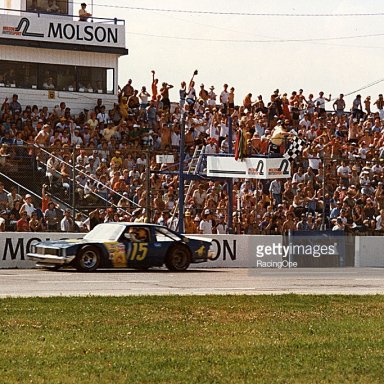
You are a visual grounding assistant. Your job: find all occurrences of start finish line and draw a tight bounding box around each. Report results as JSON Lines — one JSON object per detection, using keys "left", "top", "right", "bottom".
{"left": 207, "top": 156, "right": 291, "bottom": 179}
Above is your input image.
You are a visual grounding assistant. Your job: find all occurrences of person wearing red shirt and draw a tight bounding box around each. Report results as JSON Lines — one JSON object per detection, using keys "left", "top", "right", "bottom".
{"left": 17, "top": 212, "right": 30, "bottom": 232}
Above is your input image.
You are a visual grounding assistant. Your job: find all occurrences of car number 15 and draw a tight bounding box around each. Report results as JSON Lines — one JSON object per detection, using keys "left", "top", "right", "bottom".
{"left": 130, "top": 243, "right": 148, "bottom": 261}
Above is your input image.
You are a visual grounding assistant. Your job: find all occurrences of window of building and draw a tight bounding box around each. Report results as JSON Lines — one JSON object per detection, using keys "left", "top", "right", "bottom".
{"left": 0, "top": 60, "right": 114, "bottom": 94}
{"left": 0, "top": 61, "right": 38, "bottom": 89}
{"left": 26, "top": 0, "right": 69, "bottom": 15}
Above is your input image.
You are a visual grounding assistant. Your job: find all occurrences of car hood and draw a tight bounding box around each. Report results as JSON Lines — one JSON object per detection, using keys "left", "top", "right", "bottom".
{"left": 34, "top": 238, "right": 89, "bottom": 248}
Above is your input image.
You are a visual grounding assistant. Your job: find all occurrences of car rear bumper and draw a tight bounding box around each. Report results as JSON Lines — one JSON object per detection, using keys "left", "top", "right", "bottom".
{"left": 27, "top": 253, "right": 75, "bottom": 265}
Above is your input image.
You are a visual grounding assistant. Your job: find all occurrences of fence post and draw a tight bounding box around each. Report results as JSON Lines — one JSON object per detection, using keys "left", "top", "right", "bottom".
{"left": 71, "top": 148, "right": 76, "bottom": 218}
{"left": 227, "top": 115, "right": 233, "bottom": 234}
{"left": 178, "top": 113, "right": 186, "bottom": 232}
{"left": 145, "top": 146, "right": 151, "bottom": 222}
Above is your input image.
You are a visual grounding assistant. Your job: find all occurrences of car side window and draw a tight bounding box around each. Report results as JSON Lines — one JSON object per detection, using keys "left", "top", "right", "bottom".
{"left": 123, "top": 227, "right": 150, "bottom": 243}
{"left": 155, "top": 229, "right": 174, "bottom": 242}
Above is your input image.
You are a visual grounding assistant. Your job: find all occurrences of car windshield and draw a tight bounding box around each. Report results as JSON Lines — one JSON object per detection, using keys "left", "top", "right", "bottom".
{"left": 84, "top": 223, "right": 125, "bottom": 242}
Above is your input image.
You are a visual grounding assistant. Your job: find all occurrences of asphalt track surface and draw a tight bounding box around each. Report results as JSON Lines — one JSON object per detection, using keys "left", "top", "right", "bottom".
{"left": 1, "top": 268, "right": 384, "bottom": 297}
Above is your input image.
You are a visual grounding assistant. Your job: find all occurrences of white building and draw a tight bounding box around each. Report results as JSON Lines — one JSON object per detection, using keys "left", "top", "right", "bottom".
{"left": 0, "top": 0, "right": 128, "bottom": 113}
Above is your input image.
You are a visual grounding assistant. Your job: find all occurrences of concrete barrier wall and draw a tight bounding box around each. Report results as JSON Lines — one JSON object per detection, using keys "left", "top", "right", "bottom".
{"left": 0, "top": 232, "right": 380, "bottom": 269}
{"left": 0, "top": 232, "right": 282, "bottom": 269}
{"left": 355, "top": 237, "right": 384, "bottom": 267}
{"left": 0, "top": 232, "right": 83, "bottom": 269}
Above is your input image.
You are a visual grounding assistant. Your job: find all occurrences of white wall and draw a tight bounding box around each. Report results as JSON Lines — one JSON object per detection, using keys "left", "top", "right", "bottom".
{"left": 4, "top": 232, "right": 383, "bottom": 270}
{"left": 0, "top": 233, "right": 283, "bottom": 269}
{"left": 355, "top": 237, "right": 384, "bottom": 267}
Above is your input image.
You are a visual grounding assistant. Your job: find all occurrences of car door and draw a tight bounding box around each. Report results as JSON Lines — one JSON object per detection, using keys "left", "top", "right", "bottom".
{"left": 124, "top": 226, "right": 162, "bottom": 268}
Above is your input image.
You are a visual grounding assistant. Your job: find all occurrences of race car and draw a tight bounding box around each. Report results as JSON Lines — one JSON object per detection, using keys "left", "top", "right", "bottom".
{"left": 27, "top": 222, "right": 214, "bottom": 272}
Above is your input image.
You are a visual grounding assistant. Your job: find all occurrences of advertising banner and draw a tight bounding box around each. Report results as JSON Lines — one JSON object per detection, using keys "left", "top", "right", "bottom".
{"left": 207, "top": 156, "right": 291, "bottom": 179}
{"left": 283, "top": 231, "right": 354, "bottom": 267}
{"left": 1, "top": 14, "right": 126, "bottom": 48}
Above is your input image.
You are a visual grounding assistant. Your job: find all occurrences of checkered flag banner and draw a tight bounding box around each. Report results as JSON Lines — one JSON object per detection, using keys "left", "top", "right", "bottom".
{"left": 283, "top": 137, "right": 306, "bottom": 160}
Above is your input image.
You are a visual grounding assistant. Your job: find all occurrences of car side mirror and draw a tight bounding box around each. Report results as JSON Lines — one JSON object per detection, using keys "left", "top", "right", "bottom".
{"left": 124, "top": 233, "right": 131, "bottom": 240}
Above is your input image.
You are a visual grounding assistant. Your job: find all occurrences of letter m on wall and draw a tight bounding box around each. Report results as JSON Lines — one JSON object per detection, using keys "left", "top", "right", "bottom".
{"left": 3, "top": 238, "right": 24, "bottom": 261}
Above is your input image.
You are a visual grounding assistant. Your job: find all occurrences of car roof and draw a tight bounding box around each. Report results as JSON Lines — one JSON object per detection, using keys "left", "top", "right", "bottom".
{"left": 99, "top": 222, "right": 168, "bottom": 229}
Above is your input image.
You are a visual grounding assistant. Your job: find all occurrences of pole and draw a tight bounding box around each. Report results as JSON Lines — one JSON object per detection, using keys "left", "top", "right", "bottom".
{"left": 71, "top": 147, "right": 76, "bottom": 219}
{"left": 145, "top": 146, "right": 151, "bottom": 222}
{"left": 227, "top": 115, "right": 233, "bottom": 234}
{"left": 321, "top": 155, "right": 326, "bottom": 230}
{"left": 178, "top": 113, "right": 186, "bottom": 232}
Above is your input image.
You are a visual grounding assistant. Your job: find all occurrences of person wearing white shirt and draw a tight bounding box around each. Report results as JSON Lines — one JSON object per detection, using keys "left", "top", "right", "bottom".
{"left": 220, "top": 84, "right": 230, "bottom": 114}
{"left": 299, "top": 114, "right": 311, "bottom": 130}
{"left": 199, "top": 209, "right": 213, "bottom": 234}
{"left": 337, "top": 161, "right": 351, "bottom": 186}
{"left": 376, "top": 209, "right": 384, "bottom": 231}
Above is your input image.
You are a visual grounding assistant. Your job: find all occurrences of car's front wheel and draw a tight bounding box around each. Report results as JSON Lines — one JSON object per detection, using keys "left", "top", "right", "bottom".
{"left": 165, "top": 246, "right": 191, "bottom": 271}
{"left": 74, "top": 246, "right": 100, "bottom": 272}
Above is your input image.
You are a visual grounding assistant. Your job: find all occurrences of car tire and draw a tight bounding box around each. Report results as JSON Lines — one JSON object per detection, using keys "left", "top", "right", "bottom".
{"left": 165, "top": 246, "right": 191, "bottom": 271}
{"left": 74, "top": 246, "right": 100, "bottom": 272}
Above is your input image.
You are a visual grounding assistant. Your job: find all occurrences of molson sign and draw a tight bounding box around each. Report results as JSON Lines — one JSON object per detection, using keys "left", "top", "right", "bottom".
{"left": 0, "top": 14, "right": 125, "bottom": 48}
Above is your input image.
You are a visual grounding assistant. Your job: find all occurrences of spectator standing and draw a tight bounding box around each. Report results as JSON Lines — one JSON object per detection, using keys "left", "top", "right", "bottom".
{"left": 333, "top": 94, "right": 345, "bottom": 117}
{"left": 184, "top": 211, "right": 198, "bottom": 234}
{"left": 352, "top": 94, "right": 364, "bottom": 121}
{"left": 0, "top": 210, "right": 6, "bottom": 232}
{"left": 0, "top": 182, "right": 9, "bottom": 211}
{"left": 19, "top": 194, "right": 35, "bottom": 217}
{"left": 160, "top": 82, "right": 174, "bottom": 111}
{"left": 29, "top": 211, "right": 43, "bottom": 232}
{"left": 139, "top": 86, "right": 150, "bottom": 109}
{"left": 214, "top": 214, "right": 227, "bottom": 234}
{"left": 79, "top": 3, "right": 92, "bottom": 21}
{"left": 151, "top": 71, "right": 159, "bottom": 101}
{"left": 44, "top": 201, "right": 60, "bottom": 231}
{"left": 17, "top": 211, "right": 30, "bottom": 232}
{"left": 207, "top": 86, "right": 217, "bottom": 108}
{"left": 374, "top": 94, "right": 384, "bottom": 119}
{"left": 269, "top": 179, "right": 282, "bottom": 206}
{"left": 7, "top": 186, "right": 22, "bottom": 210}
{"left": 9, "top": 94, "right": 22, "bottom": 115}
{"left": 199, "top": 209, "right": 213, "bottom": 234}
{"left": 315, "top": 91, "right": 331, "bottom": 116}
{"left": 179, "top": 81, "right": 187, "bottom": 108}
{"left": 220, "top": 84, "right": 230, "bottom": 115}
{"left": 61, "top": 209, "right": 75, "bottom": 232}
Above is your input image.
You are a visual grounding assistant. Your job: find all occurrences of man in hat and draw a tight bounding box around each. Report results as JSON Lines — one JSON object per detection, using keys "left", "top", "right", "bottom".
{"left": 79, "top": 3, "right": 92, "bottom": 21}
{"left": 208, "top": 86, "right": 217, "bottom": 108}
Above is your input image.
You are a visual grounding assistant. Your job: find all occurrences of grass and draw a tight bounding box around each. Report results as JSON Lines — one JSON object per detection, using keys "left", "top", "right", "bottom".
{"left": 1, "top": 295, "right": 384, "bottom": 383}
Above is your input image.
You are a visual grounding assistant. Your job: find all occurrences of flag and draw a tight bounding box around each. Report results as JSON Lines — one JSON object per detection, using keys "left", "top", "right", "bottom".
{"left": 234, "top": 128, "right": 248, "bottom": 161}
{"left": 283, "top": 137, "right": 306, "bottom": 161}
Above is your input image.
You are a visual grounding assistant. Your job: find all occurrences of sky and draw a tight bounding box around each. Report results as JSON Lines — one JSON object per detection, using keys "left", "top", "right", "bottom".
{"left": 4, "top": 0, "right": 384, "bottom": 108}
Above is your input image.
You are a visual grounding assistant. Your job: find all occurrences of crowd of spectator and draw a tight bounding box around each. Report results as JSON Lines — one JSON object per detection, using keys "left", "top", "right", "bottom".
{"left": 2, "top": 70, "right": 384, "bottom": 235}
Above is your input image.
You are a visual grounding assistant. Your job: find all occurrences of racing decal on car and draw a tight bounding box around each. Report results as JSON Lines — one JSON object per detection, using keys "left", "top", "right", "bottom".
{"left": 195, "top": 246, "right": 206, "bottom": 257}
{"left": 129, "top": 243, "right": 148, "bottom": 261}
{"left": 104, "top": 242, "right": 127, "bottom": 268}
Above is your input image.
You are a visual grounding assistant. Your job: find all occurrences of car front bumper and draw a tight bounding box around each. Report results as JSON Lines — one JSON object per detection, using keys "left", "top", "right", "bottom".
{"left": 27, "top": 253, "right": 76, "bottom": 266}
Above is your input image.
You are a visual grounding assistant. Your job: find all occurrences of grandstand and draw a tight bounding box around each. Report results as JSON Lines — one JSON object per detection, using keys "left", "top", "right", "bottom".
{"left": 1, "top": 3, "right": 384, "bottom": 236}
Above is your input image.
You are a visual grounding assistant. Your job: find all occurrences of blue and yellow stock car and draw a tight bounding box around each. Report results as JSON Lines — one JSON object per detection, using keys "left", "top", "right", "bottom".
{"left": 28, "top": 223, "right": 214, "bottom": 272}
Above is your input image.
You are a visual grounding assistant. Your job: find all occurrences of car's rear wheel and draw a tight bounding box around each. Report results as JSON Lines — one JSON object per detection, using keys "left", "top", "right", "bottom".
{"left": 74, "top": 246, "right": 100, "bottom": 272}
{"left": 165, "top": 246, "right": 191, "bottom": 271}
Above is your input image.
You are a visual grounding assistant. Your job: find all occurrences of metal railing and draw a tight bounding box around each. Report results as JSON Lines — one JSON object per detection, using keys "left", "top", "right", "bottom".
{"left": 0, "top": 7, "right": 125, "bottom": 25}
